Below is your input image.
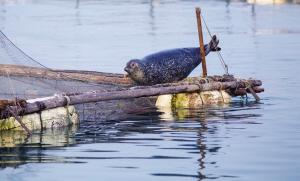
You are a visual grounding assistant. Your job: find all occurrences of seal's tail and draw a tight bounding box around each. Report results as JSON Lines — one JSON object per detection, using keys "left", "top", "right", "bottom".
{"left": 205, "top": 35, "right": 221, "bottom": 54}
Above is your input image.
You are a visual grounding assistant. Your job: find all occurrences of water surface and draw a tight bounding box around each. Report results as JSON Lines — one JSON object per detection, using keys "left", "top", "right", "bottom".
{"left": 1, "top": 0, "right": 300, "bottom": 181}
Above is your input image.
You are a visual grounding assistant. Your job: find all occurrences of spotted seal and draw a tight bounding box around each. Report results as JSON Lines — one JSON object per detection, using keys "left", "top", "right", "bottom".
{"left": 124, "top": 35, "right": 220, "bottom": 85}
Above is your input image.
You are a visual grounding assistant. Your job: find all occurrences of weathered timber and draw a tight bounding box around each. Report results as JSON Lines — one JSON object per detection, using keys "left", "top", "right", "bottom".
{"left": 0, "top": 64, "right": 133, "bottom": 85}
{"left": 0, "top": 100, "right": 14, "bottom": 110}
{"left": 0, "top": 64, "right": 261, "bottom": 88}
{"left": 250, "top": 87, "right": 264, "bottom": 93}
{"left": 0, "top": 79, "right": 262, "bottom": 119}
{"left": 247, "top": 87, "right": 260, "bottom": 102}
{"left": 228, "top": 86, "right": 264, "bottom": 96}
{"left": 0, "top": 99, "right": 27, "bottom": 111}
{"left": 196, "top": 7, "right": 207, "bottom": 77}
{"left": 7, "top": 108, "right": 32, "bottom": 135}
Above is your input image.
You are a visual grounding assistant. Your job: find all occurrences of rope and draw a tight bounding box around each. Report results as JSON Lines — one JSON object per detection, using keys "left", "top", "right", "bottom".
{"left": 242, "top": 80, "right": 260, "bottom": 102}
{"left": 63, "top": 95, "right": 72, "bottom": 124}
{"left": 195, "top": 82, "right": 204, "bottom": 104}
{"left": 200, "top": 77, "right": 210, "bottom": 84}
{"left": 64, "top": 95, "right": 71, "bottom": 106}
{"left": 200, "top": 14, "right": 229, "bottom": 75}
{"left": 217, "top": 82, "right": 225, "bottom": 102}
{"left": 243, "top": 80, "right": 251, "bottom": 89}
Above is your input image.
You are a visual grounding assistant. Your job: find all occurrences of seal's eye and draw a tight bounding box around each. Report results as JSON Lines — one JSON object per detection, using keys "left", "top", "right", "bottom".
{"left": 130, "top": 62, "right": 137, "bottom": 68}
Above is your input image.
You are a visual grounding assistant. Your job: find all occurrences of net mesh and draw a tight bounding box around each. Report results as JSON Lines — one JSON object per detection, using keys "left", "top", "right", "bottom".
{"left": 0, "top": 30, "right": 155, "bottom": 123}
{"left": 0, "top": 31, "right": 47, "bottom": 68}
{"left": 0, "top": 30, "right": 120, "bottom": 100}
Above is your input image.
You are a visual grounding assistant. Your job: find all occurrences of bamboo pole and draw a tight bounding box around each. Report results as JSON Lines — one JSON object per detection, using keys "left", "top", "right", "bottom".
{"left": 196, "top": 7, "right": 207, "bottom": 78}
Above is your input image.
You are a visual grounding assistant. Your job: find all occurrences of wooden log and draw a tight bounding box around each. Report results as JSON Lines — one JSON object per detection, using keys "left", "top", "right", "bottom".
{"left": 196, "top": 7, "right": 208, "bottom": 77}
{"left": 229, "top": 88, "right": 247, "bottom": 96}
{"left": 0, "top": 79, "right": 262, "bottom": 119}
{"left": 0, "top": 64, "right": 262, "bottom": 88}
{"left": 0, "top": 100, "right": 14, "bottom": 110}
{"left": 226, "top": 86, "right": 264, "bottom": 97}
{"left": 7, "top": 108, "right": 32, "bottom": 135}
{"left": 248, "top": 86, "right": 264, "bottom": 93}
{"left": 0, "top": 99, "right": 27, "bottom": 112}
{"left": 247, "top": 87, "right": 260, "bottom": 102}
{"left": 0, "top": 64, "right": 133, "bottom": 85}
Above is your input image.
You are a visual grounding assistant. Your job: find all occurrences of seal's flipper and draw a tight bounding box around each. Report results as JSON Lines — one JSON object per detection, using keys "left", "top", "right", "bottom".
{"left": 209, "top": 35, "right": 221, "bottom": 52}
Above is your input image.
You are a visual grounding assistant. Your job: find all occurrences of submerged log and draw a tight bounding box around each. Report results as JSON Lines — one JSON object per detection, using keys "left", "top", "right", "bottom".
{"left": 0, "top": 78, "right": 262, "bottom": 119}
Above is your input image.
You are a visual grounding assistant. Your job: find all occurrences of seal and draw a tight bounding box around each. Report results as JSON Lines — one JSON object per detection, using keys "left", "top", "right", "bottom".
{"left": 124, "top": 35, "right": 221, "bottom": 85}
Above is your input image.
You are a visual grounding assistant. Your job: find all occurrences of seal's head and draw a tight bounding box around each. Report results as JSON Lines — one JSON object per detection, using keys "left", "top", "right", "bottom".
{"left": 124, "top": 59, "right": 146, "bottom": 84}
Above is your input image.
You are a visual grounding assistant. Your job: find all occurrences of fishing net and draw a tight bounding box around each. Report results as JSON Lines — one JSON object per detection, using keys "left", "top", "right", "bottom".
{"left": 0, "top": 30, "right": 123, "bottom": 100}
{"left": 0, "top": 30, "right": 155, "bottom": 122}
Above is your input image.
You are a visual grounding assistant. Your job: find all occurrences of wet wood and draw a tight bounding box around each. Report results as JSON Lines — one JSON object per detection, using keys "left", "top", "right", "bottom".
{"left": 7, "top": 108, "right": 32, "bottom": 135}
{"left": 250, "top": 86, "right": 264, "bottom": 93}
{"left": 0, "top": 99, "right": 26, "bottom": 110}
{"left": 0, "top": 64, "right": 133, "bottom": 85}
{"left": 0, "top": 100, "right": 14, "bottom": 110}
{"left": 196, "top": 7, "right": 207, "bottom": 77}
{"left": 229, "top": 88, "right": 247, "bottom": 96}
{"left": 227, "top": 86, "right": 264, "bottom": 97}
{"left": 247, "top": 87, "right": 260, "bottom": 102}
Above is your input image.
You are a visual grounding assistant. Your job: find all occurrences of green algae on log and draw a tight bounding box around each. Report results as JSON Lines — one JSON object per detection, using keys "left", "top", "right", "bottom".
{"left": 155, "top": 90, "right": 232, "bottom": 109}
{"left": 0, "top": 106, "right": 78, "bottom": 131}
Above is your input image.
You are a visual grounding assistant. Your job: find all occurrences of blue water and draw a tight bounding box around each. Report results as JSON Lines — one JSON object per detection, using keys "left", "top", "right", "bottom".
{"left": 1, "top": 0, "right": 300, "bottom": 180}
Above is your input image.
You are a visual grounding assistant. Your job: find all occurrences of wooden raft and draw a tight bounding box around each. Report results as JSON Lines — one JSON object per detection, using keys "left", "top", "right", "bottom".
{"left": 0, "top": 64, "right": 264, "bottom": 132}
{"left": 0, "top": 65, "right": 263, "bottom": 117}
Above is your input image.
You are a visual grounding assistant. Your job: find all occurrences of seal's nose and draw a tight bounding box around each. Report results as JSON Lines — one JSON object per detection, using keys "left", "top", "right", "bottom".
{"left": 124, "top": 67, "right": 129, "bottom": 73}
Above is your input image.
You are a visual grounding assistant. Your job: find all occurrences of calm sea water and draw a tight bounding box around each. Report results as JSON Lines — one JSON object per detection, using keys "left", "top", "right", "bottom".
{"left": 1, "top": 0, "right": 300, "bottom": 180}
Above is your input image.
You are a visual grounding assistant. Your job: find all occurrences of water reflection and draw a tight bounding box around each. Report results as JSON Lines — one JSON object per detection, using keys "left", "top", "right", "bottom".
{"left": 151, "top": 101, "right": 262, "bottom": 179}
{"left": 0, "top": 127, "right": 77, "bottom": 168}
{"left": 75, "top": 0, "right": 80, "bottom": 9}
{"left": 0, "top": 101, "right": 261, "bottom": 180}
